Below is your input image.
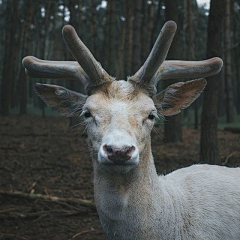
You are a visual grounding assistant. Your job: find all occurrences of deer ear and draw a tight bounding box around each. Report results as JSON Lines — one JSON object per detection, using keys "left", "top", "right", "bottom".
{"left": 35, "top": 83, "right": 87, "bottom": 117}
{"left": 153, "top": 78, "right": 207, "bottom": 116}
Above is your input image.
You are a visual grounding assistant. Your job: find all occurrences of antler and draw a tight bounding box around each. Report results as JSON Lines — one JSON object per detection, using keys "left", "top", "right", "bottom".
{"left": 128, "top": 21, "right": 223, "bottom": 96}
{"left": 22, "top": 56, "right": 89, "bottom": 86}
{"left": 62, "top": 25, "right": 113, "bottom": 86}
{"left": 154, "top": 57, "right": 223, "bottom": 82}
{"left": 22, "top": 25, "right": 113, "bottom": 93}
{"left": 23, "top": 21, "right": 223, "bottom": 97}
{"left": 128, "top": 21, "right": 177, "bottom": 93}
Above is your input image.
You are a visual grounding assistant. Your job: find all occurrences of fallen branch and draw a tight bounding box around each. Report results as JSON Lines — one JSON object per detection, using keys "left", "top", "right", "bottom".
{"left": 0, "top": 190, "right": 96, "bottom": 210}
{"left": 0, "top": 233, "right": 28, "bottom": 240}
{"left": 222, "top": 151, "right": 239, "bottom": 166}
{"left": 0, "top": 209, "right": 86, "bottom": 221}
{"left": 72, "top": 228, "right": 96, "bottom": 239}
{"left": 0, "top": 207, "right": 17, "bottom": 213}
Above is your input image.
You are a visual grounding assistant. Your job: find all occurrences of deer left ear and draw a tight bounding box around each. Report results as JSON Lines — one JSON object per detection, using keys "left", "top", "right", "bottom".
{"left": 35, "top": 83, "right": 87, "bottom": 117}
{"left": 153, "top": 78, "right": 207, "bottom": 116}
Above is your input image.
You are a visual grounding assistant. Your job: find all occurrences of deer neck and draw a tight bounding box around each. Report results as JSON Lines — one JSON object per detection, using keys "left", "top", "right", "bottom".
{"left": 92, "top": 138, "right": 166, "bottom": 239}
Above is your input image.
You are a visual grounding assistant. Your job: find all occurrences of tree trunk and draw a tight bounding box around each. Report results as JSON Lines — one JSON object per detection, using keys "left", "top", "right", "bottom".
{"left": 108, "top": 0, "right": 117, "bottom": 76}
{"left": 200, "top": 0, "right": 224, "bottom": 164}
{"left": 125, "top": 0, "right": 133, "bottom": 76}
{"left": 91, "top": 0, "right": 98, "bottom": 57}
{"left": 77, "top": 0, "right": 83, "bottom": 36}
{"left": 225, "top": 0, "right": 234, "bottom": 123}
{"left": 19, "top": 0, "right": 34, "bottom": 115}
{"left": 10, "top": 3, "right": 22, "bottom": 109}
{"left": 184, "top": 0, "right": 195, "bottom": 118}
{"left": 148, "top": 0, "right": 155, "bottom": 52}
{"left": 163, "top": 0, "right": 183, "bottom": 143}
{"left": 132, "top": 0, "right": 142, "bottom": 73}
{"left": 187, "top": 0, "right": 195, "bottom": 60}
{"left": 235, "top": 38, "right": 240, "bottom": 115}
{"left": 231, "top": 0, "right": 240, "bottom": 114}
{"left": 152, "top": 0, "right": 163, "bottom": 44}
{"left": 116, "top": 18, "right": 126, "bottom": 79}
{"left": 141, "top": 0, "right": 149, "bottom": 63}
{"left": 62, "top": 1, "right": 67, "bottom": 61}
{"left": 32, "top": 5, "right": 41, "bottom": 108}
{"left": 194, "top": 0, "right": 199, "bottom": 129}
{"left": 182, "top": 0, "right": 188, "bottom": 60}
{"left": 1, "top": 0, "right": 19, "bottom": 115}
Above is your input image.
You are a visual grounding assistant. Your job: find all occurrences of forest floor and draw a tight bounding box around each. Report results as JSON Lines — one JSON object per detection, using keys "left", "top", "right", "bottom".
{"left": 0, "top": 115, "right": 239, "bottom": 240}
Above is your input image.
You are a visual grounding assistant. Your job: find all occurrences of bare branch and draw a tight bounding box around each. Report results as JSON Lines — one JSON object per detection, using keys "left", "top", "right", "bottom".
{"left": 0, "top": 190, "right": 96, "bottom": 210}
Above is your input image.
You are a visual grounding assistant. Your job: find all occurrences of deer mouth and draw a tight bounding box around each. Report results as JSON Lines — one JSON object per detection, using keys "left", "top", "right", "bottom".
{"left": 99, "top": 156, "right": 139, "bottom": 166}
{"left": 99, "top": 160, "right": 139, "bottom": 173}
{"left": 102, "top": 161, "right": 137, "bottom": 166}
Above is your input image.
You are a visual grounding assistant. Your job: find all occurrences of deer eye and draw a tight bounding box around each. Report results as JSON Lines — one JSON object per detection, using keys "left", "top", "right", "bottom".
{"left": 84, "top": 110, "right": 92, "bottom": 118}
{"left": 148, "top": 112, "right": 155, "bottom": 120}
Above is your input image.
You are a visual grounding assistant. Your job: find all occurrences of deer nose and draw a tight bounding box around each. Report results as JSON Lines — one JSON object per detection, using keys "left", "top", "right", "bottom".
{"left": 103, "top": 144, "right": 136, "bottom": 164}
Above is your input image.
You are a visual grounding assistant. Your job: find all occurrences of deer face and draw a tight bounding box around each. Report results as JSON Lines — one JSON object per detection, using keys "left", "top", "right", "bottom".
{"left": 33, "top": 77, "right": 208, "bottom": 173}
{"left": 83, "top": 81, "right": 156, "bottom": 172}
{"left": 23, "top": 21, "right": 222, "bottom": 173}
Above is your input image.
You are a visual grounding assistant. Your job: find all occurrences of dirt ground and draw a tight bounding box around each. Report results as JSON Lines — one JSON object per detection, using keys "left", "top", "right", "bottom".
{"left": 0, "top": 115, "right": 239, "bottom": 240}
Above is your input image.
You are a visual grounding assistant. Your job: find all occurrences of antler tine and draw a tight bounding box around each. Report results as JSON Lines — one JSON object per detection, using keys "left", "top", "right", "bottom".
{"left": 62, "top": 25, "right": 113, "bottom": 87}
{"left": 154, "top": 57, "right": 223, "bottom": 82}
{"left": 22, "top": 56, "right": 89, "bottom": 86}
{"left": 128, "top": 21, "right": 177, "bottom": 94}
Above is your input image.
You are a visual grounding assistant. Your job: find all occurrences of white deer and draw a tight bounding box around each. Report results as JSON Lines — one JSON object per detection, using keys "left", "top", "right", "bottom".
{"left": 23, "top": 21, "right": 240, "bottom": 240}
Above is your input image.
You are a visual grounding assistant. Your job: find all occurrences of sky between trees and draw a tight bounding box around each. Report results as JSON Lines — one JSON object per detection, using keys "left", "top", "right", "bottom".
{"left": 197, "top": 0, "right": 210, "bottom": 8}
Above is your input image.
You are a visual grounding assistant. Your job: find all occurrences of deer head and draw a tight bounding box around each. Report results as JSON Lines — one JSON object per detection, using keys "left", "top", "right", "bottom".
{"left": 22, "top": 21, "right": 223, "bottom": 173}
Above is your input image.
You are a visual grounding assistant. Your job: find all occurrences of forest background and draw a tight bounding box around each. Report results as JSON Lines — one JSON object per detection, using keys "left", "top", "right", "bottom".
{"left": 1, "top": 0, "right": 240, "bottom": 163}
{"left": 0, "top": 1, "right": 240, "bottom": 239}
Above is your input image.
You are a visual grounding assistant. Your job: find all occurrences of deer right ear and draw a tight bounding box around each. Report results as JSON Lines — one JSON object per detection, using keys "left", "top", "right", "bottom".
{"left": 35, "top": 83, "right": 87, "bottom": 117}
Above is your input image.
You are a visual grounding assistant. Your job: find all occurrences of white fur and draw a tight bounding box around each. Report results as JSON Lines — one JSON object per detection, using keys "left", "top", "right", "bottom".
{"left": 83, "top": 81, "right": 240, "bottom": 240}
{"left": 161, "top": 164, "right": 240, "bottom": 239}
{"left": 95, "top": 158, "right": 240, "bottom": 240}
